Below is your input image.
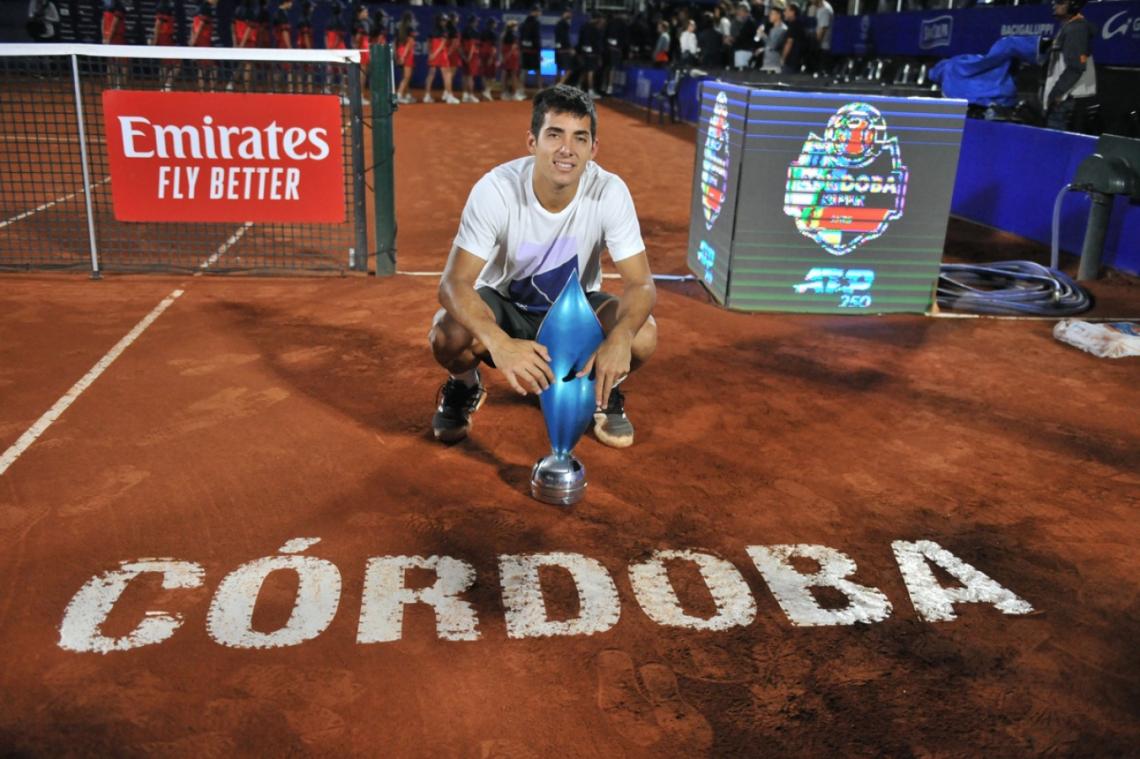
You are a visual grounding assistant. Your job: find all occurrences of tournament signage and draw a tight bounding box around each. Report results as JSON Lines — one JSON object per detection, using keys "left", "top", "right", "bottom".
{"left": 687, "top": 82, "right": 749, "bottom": 305}
{"left": 833, "top": 0, "right": 1140, "bottom": 67}
{"left": 102, "top": 91, "right": 344, "bottom": 223}
{"left": 688, "top": 86, "right": 965, "bottom": 314}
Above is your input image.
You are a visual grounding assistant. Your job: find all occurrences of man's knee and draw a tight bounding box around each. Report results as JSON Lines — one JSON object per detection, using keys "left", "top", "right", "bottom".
{"left": 430, "top": 309, "right": 472, "bottom": 357}
{"left": 632, "top": 315, "right": 657, "bottom": 364}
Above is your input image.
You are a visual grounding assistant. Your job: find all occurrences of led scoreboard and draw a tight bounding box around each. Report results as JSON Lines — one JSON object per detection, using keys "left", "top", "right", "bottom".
{"left": 688, "top": 83, "right": 966, "bottom": 314}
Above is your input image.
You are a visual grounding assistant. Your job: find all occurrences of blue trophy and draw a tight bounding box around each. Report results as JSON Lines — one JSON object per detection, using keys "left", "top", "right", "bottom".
{"left": 530, "top": 275, "right": 605, "bottom": 505}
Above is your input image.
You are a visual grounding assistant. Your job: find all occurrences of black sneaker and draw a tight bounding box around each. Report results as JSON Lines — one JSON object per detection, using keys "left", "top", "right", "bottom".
{"left": 593, "top": 386, "right": 634, "bottom": 448}
{"left": 432, "top": 373, "right": 486, "bottom": 443}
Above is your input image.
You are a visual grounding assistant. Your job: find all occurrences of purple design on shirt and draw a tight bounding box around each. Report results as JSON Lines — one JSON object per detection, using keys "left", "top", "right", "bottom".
{"left": 509, "top": 237, "right": 580, "bottom": 313}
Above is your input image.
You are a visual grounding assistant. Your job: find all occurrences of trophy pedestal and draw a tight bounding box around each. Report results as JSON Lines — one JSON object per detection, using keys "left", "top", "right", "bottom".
{"left": 530, "top": 454, "right": 587, "bottom": 506}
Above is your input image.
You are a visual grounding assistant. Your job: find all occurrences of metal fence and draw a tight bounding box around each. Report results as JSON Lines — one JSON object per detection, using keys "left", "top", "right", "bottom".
{"left": 0, "top": 43, "right": 367, "bottom": 276}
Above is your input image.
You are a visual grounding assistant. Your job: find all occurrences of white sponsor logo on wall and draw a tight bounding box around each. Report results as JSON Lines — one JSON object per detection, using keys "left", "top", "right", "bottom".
{"left": 1103, "top": 10, "right": 1140, "bottom": 40}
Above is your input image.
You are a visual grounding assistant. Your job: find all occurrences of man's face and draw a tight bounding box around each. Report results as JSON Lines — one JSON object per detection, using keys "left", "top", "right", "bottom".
{"left": 527, "top": 110, "right": 597, "bottom": 192}
{"left": 769, "top": 9, "right": 781, "bottom": 24}
{"left": 1051, "top": 0, "right": 1071, "bottom": 17}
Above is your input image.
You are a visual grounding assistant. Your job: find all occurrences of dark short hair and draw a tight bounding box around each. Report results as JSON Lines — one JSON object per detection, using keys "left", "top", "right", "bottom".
{"left": 530, "top": 85, "right": 598, "bottom": 140}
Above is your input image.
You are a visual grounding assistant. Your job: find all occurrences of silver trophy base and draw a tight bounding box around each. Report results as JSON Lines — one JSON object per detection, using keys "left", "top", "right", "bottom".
{"left": 530, "top": 454, "right": 587, "bottom": 506}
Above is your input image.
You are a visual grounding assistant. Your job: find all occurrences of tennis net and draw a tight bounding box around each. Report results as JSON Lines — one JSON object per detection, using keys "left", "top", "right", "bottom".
{"left": 0, "top": 43, "right": 371, "bottom": 276}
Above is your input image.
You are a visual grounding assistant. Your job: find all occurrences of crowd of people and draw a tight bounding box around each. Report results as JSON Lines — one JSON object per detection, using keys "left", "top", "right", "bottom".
{"left": 27, "top": 0, "right": 839, "bottom": 98}
{"left": 646, "top": 0, "right": 835, "bottom": 75}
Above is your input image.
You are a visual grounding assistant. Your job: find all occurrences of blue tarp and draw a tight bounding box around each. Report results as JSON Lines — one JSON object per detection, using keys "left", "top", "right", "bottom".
{"left": 929, "top": 35, "right": 1039, "bottom": 107}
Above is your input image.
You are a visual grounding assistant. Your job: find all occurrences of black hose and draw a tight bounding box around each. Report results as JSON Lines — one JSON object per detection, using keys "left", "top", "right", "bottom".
{"left": 936, "top": 261, "right": 1092, "bottom": 316}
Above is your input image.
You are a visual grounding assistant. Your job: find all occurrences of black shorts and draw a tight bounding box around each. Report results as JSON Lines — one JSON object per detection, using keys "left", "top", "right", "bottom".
{"left": 521, "top": 49, "right": 541, "bottom": 71}
{"left": 555, "top": 49, "right": 575, "bottom": 71}
{"left": 478, "top": 286, "right": 615, "bottom": 343}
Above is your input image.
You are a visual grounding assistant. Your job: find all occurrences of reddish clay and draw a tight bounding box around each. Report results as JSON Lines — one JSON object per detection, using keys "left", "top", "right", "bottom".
{"left": 0, "top": 100, "right": 1137, "bottom": 757}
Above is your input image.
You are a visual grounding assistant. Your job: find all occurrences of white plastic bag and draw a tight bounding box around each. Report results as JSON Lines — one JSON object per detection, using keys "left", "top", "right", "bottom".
{"left": 1053, "top": 320, "right": 1140, "bottom": 359}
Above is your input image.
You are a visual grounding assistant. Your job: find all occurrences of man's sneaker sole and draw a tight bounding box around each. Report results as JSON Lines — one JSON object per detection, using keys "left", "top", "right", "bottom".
{"left": 433, "top": 390, "right": 487, "bottom": 443}
{"left": 593, "top": 411, "right": 634, "bottom": 448}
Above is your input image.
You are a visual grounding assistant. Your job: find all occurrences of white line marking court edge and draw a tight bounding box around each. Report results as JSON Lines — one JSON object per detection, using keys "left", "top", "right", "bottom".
{"left": 0, "top": 289, "right": 185, "bottom": 477}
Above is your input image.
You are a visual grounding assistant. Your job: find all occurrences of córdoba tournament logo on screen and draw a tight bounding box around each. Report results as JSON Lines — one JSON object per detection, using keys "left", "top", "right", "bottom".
{"left": 783, "top": 103, "right": 908, "bottom": 256}
{"left": 700, "top": 91, "right": 731, "bottom": 230}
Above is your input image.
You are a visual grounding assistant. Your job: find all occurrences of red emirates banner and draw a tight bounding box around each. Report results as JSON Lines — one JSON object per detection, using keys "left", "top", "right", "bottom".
{"left": 102, "top": 91, "right": 345, "bottom": 223}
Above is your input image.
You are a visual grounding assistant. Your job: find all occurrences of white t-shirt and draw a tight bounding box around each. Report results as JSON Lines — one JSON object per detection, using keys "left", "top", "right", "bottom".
{"left": 809, "top": 1, "right": 833, "bottom": 50}
{"left": 453, "top": 156, "right": 645, "bottom": 314}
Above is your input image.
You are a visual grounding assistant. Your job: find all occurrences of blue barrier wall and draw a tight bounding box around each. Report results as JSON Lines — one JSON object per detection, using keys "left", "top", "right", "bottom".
{"left": 617, "top": 66, "right": 1139, "bottom": 275}
{"left": 832, "top": 2, "right": 1140, "bottom": 67}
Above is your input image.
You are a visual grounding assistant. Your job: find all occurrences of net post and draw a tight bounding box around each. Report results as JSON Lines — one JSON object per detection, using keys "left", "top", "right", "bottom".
{"left": 347, "top": 60, "right": 369, "bottom": 273}
{"left": 370, "top": 43, "right": 397, "bottom": 277}
{"left": 70, "top": 54, "right": 101, "bottom": 280}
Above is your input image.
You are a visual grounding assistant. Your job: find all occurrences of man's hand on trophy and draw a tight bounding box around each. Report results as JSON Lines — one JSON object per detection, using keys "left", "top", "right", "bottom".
{"left": 490, "top": 337, "right": 554, "bottom": 395}
{"left": 578, "top": 333, "right": 632, "bottom": 409}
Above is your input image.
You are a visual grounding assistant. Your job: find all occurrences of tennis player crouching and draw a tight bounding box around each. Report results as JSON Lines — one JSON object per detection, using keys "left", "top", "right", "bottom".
{"left": 429, "top": 84, "right": 657, "bottom": 448}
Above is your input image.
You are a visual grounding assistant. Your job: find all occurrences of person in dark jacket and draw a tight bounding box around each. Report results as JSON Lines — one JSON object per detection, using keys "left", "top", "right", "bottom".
{"left": 730, "top": 1, "right": 757, "bottom": 69}
{"left": 519, "top": 4, "right": 543, "bottom": 93}
{"left": 696, "top": 12, "right": 722, "bottom": 69}
{"left": 1043, "top": 0, "right": 1097, "bottom": 132}
{"left": 602, "top": 12, "right": 628, "bottom": 94}
{"left": 782, "top": 3, "right": 806, "bottom": 74}
{"left": 576, "top": 13, "right": 604, "bottom": 97}
{"left": 555, "top": 9, "right": 575, "bottom": 84}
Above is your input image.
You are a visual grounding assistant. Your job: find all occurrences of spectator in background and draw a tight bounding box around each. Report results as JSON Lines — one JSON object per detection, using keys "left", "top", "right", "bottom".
{"left": 447, "top": 13, "right": 463, "bottom": 97}
{"left": 807, "top": 0, "right": 833, "bottom": 73}
{"left": 555, "top": 8, "right": 574, "bottom": 84}
{"left": 371, "top": 8, "right": 388, "bottom": 47}
{"left": 102, "top": 0, "right": 126, "bottom": 46}
{"left": 27, "top": 0, "right": 61, "bottom": 42}
{"left": 652, "top": 19, "right": 670, "bottom": 66}
{"left": 351, "top": 3, "right": 371, "bottom": 60}
{"left": 576, "top": 13, "right": 603, "bottom": 97}
{"left": 101, "top": 0, "right": 125, "bottom": 86}
{"left": 697, "top": 12, "right": 722, "bottom": 69}
{"left": 423, "top": 14, "right": 457, "bottom": 104}
{"left": 460, "top": 15, "right": 485, "bottom": 103}
{"left": 1044, "top": 0, "right": 1097, "bottom": 131}
{"left": 273, "top": 0, "right": 294, "bottom": 91}
{"left": 481, "top": 18, "right": 501, "bottom": 98}
{"left": 602, "top": 12, "right": 628, "bottom": 95}
{"left": 274, "top": 0, "right": 293, "bottom": 50}
{"left": 759, "top": 5, "right": 786, "bottom": 72}
{"left": 679, "top": 18, "right": 699, "bottom": 66}
{"left": 294, "top": 0, "right": 313, "bottom": 92}
{"left": 351, "top": 2, "right": 370, "bottom": 96}
{"left": 152, "top": 0, "right": 175, "bottom": 46}
{"left": 519, "top": 4, "right": 543, "bottom": 94}
{"left": 730, "top": 1, "right": 756, "bottom": 69}
{"left": 783, "top": 3, "right": 805, "bottom": 73}
{"left": 500, "top": 19, "right": 524, "bottom": 101}
{"left": 256, "top": 0, "right": 271, "bottom": 49}
{"left": 190, "top": 0, "right": 218, "bottom": 90}
{"left": 325, "top": 1, "right": 346, "bottom": 51}
{"left": 233, "top": 0, "right": 255, "bottom": 49}
{"left": 394, "top": 11, "right": 416, "bottom": 104}
{"left": 151, "top": 0, "right": 176, "bottom": 90}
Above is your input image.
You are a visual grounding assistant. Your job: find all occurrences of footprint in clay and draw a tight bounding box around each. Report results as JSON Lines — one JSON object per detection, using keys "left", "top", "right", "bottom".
{"left": 595, "top": 649, "right": 714, "bottom": 754}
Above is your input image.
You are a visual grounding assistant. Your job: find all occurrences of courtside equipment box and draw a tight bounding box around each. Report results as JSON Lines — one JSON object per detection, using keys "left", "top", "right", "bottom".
{"left": 688, "top": 82, "right": 967, "bottom": 314}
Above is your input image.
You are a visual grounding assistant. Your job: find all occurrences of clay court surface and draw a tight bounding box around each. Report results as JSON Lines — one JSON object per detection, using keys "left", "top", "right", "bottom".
{"left": 1, "top": 100, "right": 1139, "bottom": 757}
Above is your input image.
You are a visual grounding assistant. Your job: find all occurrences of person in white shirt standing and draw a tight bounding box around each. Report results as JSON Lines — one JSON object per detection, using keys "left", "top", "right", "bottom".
{"left": 430, "top": 85, "right": 657, "bottom": 449}
{"left": 807, "top": 0, "right": 833, "bottom": 74}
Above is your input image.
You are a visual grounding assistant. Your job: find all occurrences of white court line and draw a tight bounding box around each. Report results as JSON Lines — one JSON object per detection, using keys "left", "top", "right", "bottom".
{"left": 0, "top": 289, "right": 184, "bottom": 478}
{"left": 0, "top": 176, "right": 111, "bottom": 230}
{"left": 196, "top": 221, "right": 253, "bottom": 275}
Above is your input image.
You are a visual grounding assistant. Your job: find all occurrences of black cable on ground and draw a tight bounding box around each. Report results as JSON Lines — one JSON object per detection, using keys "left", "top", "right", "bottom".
{"left": 936, "top": 261, "right": 1092, "bottom": 316}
